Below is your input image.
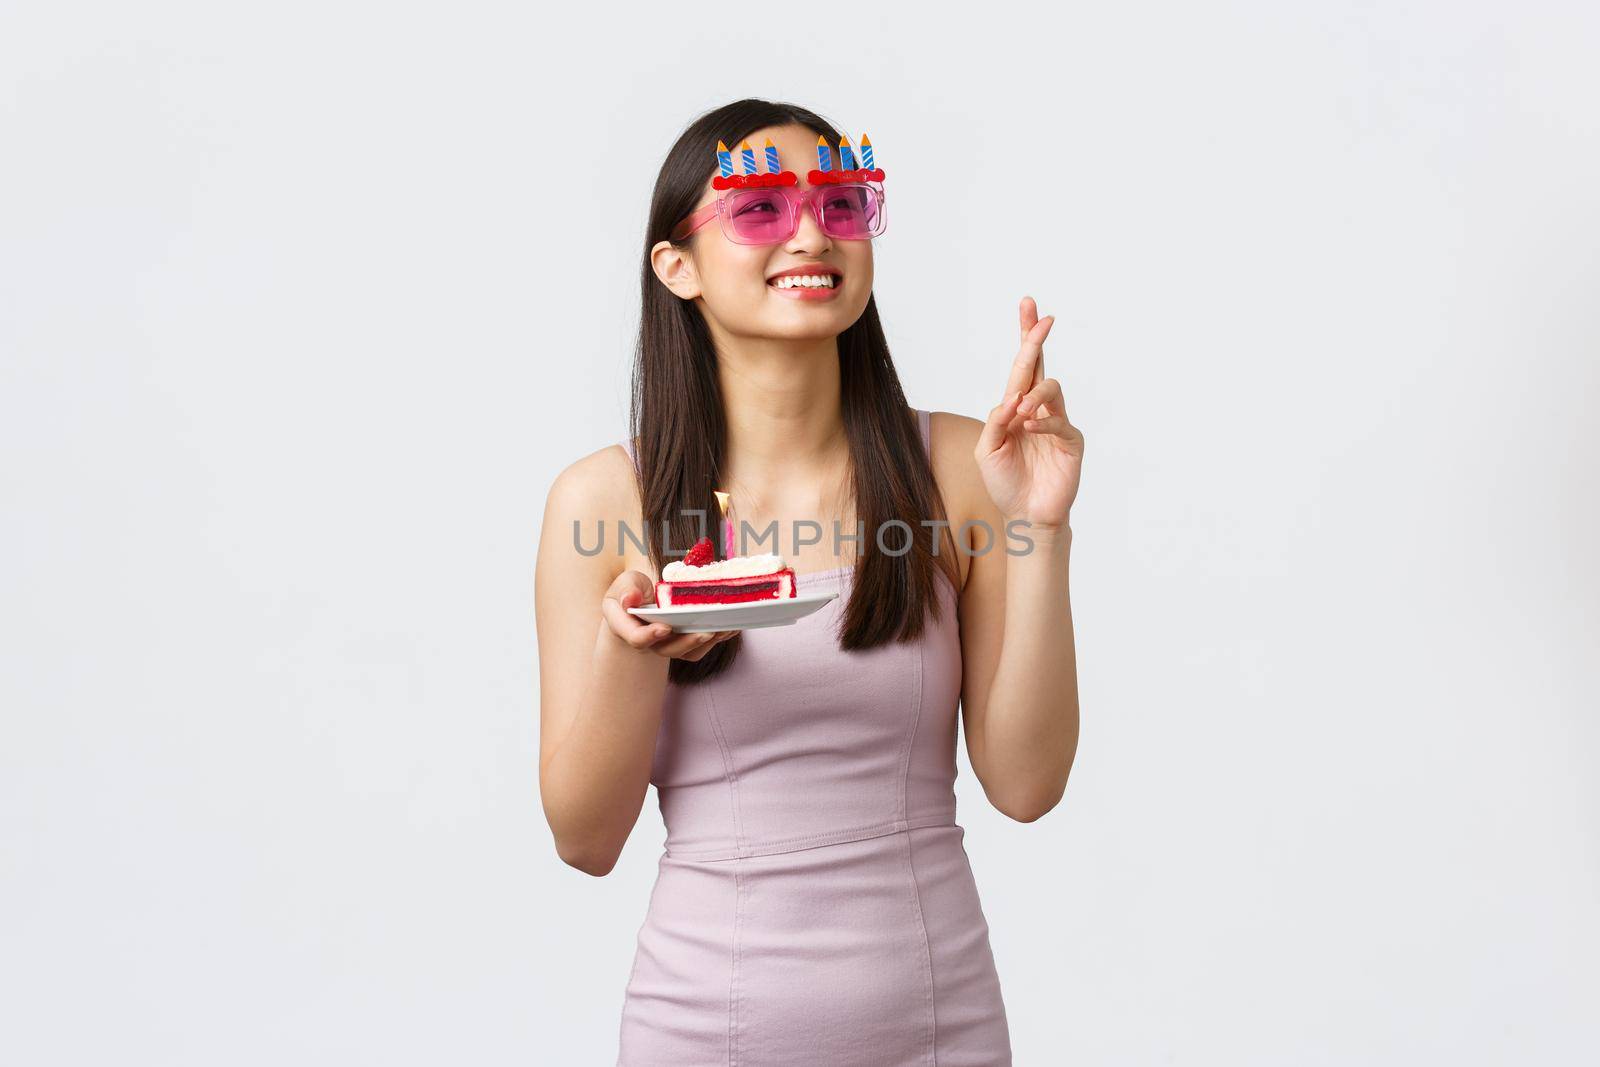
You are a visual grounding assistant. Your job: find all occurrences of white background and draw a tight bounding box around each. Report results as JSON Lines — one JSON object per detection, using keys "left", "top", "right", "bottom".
{"left": 3, "top": 2, "right": 1597, "bottom": 1063}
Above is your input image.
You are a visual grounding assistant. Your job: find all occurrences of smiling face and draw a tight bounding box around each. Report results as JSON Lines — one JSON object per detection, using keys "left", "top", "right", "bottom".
{"left": 651, "top": 123, "right": 876, "bottom": 342}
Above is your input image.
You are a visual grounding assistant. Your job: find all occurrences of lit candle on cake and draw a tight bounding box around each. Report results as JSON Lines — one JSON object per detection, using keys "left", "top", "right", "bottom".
{"left": 716, "top": 140, "right": 734, "bottom": 178}
{"left": 739, "top": 140, "right": 758, "bottom": 175}
{"left": 764, "top": 137, "right": 781, "bottom": 174}
{"left": 859, "top": 133, "right": 874, "bottom": 170}
{"left": 838, "top": 134, "right": 855, "bottom": 170}
{"left": 816, "top": 134, "right": 832, "bottom": 172}
{"left": 714, "top": 490, "right": 735, "bottom": 556}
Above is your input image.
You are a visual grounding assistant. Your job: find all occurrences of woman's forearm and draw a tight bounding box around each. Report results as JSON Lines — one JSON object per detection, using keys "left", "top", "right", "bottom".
{"left": 542, "top": 621, "right": 670, "bottom": 874}
{"left": 981, "top": 523, "right": 1080, "bottom": 819}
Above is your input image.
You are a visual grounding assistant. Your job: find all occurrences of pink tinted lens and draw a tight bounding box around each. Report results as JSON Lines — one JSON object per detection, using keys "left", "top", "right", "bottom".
{"left": 725, "top": 189, "right": 797, "bottom": 243}
{"left": 817, "top": 184, "right": 882, "bottom": 239}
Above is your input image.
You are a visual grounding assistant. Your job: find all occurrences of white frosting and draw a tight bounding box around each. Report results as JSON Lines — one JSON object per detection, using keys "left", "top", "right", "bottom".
{"left": 662, "top": 553, "right": 787, "bottom": 581}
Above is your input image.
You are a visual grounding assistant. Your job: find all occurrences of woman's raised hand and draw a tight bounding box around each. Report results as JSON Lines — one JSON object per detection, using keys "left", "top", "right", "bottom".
{"left": 601, "top": 570, "right": 736, "bottom": 661}
{"left": 974, "top": 296, "right": 1085, "bottom": 532}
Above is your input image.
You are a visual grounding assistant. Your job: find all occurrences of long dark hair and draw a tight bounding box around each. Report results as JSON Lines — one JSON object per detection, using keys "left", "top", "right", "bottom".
{"left": 632, "top": 98, "right": 961, "bottom": 685}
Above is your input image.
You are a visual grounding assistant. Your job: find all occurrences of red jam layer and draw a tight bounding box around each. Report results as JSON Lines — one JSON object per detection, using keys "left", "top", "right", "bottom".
{"left": 656, "top": 567, "right": 797, "bottom": 606}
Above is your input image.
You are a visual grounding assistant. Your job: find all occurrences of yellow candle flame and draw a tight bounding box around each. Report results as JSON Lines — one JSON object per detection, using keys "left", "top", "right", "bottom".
{"left": 713, "top": 490, "right": 730, "bottom": 516}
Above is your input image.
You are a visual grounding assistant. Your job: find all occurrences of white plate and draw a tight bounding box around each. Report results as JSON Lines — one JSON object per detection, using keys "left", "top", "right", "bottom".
{"left": 628, "top": 591, "right": 839, "bottom": 633}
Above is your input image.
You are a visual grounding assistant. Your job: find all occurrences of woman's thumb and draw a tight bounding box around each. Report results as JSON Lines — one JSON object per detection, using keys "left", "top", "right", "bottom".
{"left": 616, "top": 571, "right": 654, "bottom": 606}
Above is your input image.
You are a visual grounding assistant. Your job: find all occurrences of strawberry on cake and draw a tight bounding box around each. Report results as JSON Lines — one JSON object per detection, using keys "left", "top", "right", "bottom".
{"left": 655, "top": 536, "right": 797, "bottom": 607}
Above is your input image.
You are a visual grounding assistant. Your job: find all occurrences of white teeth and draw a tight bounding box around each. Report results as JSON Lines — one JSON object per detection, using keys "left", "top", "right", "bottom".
{"left": 773, "top": 274, "right": 836, "bottom": 289}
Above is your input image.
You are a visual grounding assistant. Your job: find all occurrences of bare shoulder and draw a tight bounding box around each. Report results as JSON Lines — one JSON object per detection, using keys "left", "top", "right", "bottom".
{"left": 545, "top": 440, "right": 638, "bottom": 524}
{"left": 538, "top": 441, "right": 643, "bottom": 590}
{"left": 926, "top": 409, "right": 989, "bottom": 496}
{"left": 925, "top": 410, "right": 993, "bottom": 591}
{"left": 927, "top": 409, "right": 986, "bottom": 455}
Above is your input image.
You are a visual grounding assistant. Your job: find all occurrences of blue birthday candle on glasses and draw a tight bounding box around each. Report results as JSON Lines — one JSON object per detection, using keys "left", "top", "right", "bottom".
{"left": 739, "top": 140, "right": 758, "bottom": 175}
{"left": 764, "top": 137, "right": 781, "bottom": 173}
{"left": 716, "top": 140, "right": 734, "bottom": 178}
{"left": 859, "top": 134, "right": 874, "bottom": 170}
{"left": 838, "top": 135, "right": 855, "bottom": 170}
{"left": 815, "top": 134, "right": 832, "bottom": 171}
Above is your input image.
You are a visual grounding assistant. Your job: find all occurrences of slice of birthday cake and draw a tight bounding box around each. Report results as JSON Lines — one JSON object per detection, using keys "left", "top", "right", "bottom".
{"left": 656, "top": 536, "right": 797, "bottom": 607}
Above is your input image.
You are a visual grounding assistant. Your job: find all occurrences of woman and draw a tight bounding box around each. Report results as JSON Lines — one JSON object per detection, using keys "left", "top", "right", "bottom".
{"left": 536, "top": 99, "right": 1083, "bottom": 1066}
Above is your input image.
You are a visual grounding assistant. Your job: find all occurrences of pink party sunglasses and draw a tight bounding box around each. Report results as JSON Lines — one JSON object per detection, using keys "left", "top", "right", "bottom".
{"left": 670, "top": 133, "right": 889, "bottom": 245}
{"left": 669, "top": 182, "right": 888, "bottom": 245}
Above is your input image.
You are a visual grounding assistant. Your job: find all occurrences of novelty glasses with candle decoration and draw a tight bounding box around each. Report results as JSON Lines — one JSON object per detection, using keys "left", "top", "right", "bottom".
{"left": 671, "top": 131, "right": 888, "bottom": 245}
{"left": 669, "top": 182, "right": 887, "bottom": 245}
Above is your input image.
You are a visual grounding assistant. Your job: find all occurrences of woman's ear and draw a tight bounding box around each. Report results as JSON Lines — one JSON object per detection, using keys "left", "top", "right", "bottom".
{"left": 650, "top": 240, "right": 702, "bottom": 301}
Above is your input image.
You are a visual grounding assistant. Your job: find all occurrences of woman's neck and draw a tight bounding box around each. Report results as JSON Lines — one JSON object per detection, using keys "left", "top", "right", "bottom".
{"left": 714, "top": 334, "right": 849, "bottom": 482}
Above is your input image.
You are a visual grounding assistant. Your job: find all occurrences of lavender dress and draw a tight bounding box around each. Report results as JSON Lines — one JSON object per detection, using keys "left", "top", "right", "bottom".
{"left": 616, "top": 408, "right": 1012, "bottom": 1065}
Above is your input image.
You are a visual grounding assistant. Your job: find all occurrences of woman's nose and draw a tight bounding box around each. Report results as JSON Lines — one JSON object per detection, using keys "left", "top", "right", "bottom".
{"left": 786, "top": 202, "right": 832, "bottom": 254}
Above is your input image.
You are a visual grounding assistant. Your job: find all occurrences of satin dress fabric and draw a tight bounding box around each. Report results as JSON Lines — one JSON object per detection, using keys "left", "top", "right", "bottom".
{"left": 615, "top": 408, "right": 1012, "bottom": 1066}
